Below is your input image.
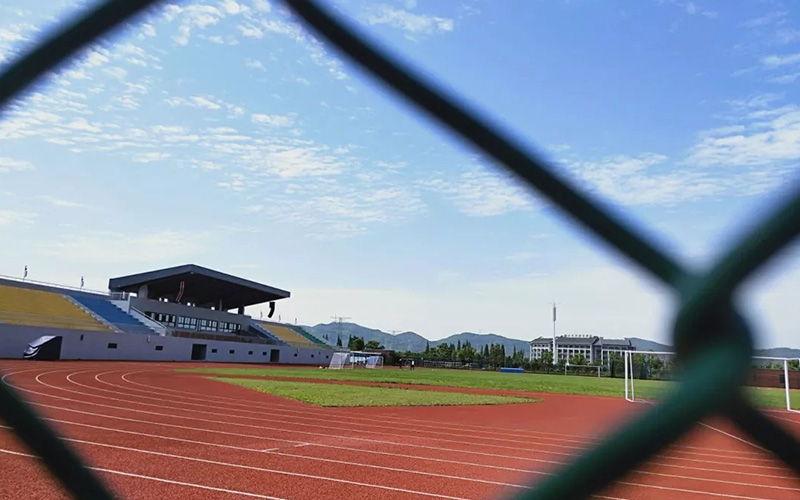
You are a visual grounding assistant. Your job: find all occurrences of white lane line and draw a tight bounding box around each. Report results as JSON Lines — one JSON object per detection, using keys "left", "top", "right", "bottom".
{"left": 262, "top": 443, "right": 312, "bottom": 453}
{"left": 0, "top": 448, "right": 288, "bottom": 500}
{"left": 119, "top": 369, "right": 768, "bottom": 457}
{"left": 70, "top": 372, "right": 596, "bottom": 458}
{"left": 65, "top": 370, "right": 778, "bottom": 465}
{"left": 0, "top": 425, "right": 786, "bottom": 500}
{"left": 0, "top": 420, "right": 530, "bottom": 490}
{"left": 6, "top": 369, "right": 793, "bottom": 482}
{"left": 698, "top": 422, "right": 767, "bottom": 453}
{"left": 109, "top": 370, "right": 768, "bottom": 459}
{"left": 14, "top": 400, "right": 798, "bottom": 484}
{"left": 4, "top": 415, "right": 797, "bottom": 495}
{"left": 0, "top": 434, "right": 476, "bottom": 500}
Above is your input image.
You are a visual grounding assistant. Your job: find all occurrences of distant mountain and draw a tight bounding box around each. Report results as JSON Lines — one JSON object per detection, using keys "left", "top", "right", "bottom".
{"left": 303, "top": 322, "right": 799, "bottom": 357}
{"left": 304, "top": 323, "right": 528, "bottom": 353}
{"left": 755, "top": 347, "right": 800, "bottom": 359}
{"left": 304, "top": 323, "right": 428, "bottom": 351}
{"left": 629, "top": 337, "right": 672, "bottom": 352}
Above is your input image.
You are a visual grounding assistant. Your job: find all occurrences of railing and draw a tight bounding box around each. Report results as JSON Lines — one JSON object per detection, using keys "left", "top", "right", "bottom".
{"left": 0, "top": 274, "right": 112, "bottom": 296}
{"left": 1, "top": 2, "right": 800, "bottom": 500}
{"left": 169, "top": 330, "right": 280, "bottom": 345}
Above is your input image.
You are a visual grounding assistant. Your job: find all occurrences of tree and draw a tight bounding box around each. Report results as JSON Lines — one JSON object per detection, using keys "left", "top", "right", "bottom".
{"left": 348, "top": 336, "right": 365, "bottom": 351}
{"left": 336, "top": 336, "right": 342, "bottom": 347}
{"left": 425, "top": 342, "right": 430, "bottom": 354}
{"left": 790, "top": 359, "right": 800, "bottom": 370}
{"left": 540, "top": 350, "right": 553, "bottom": 370}
{"left": 365, "top": 340, "right": 384, "bottom": 350}
{"left": 568, "top": 353, "right": 588, "bottom": 365}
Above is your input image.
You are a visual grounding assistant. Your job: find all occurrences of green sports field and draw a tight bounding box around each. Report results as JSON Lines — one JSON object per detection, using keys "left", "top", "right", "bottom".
{"left": 180, "top": 367, "right": 800, "bottom": 410}
{"left": 213, "top": 377, "right": 539, "bottom": 407}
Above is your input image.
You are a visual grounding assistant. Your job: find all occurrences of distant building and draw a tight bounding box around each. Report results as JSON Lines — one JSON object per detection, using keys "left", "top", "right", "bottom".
{"left": 529, "top": 335, "right": 634, "bottom": 365}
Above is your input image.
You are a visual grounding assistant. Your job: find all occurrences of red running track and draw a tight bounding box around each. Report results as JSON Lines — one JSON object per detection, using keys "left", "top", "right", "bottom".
{"left": 0, "top": 360, "right": 799, "bottom": 500}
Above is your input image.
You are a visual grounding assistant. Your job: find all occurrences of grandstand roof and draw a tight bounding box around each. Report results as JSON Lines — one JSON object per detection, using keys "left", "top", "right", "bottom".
{"left": 108, "top": 264, "right": 289, "bottom": 309}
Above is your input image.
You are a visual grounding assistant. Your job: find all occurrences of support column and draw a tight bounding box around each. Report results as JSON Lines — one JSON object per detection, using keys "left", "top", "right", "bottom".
{"left": 237, "top": 306, "right": 244, "bottom": 315}
{"left": 138, "top": 284, "right": 149, "bottom": 299}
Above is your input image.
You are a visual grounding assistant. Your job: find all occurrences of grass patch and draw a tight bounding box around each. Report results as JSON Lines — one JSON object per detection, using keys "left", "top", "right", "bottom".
{"left": 180, "top": 366, "right": 631, "bottom": 396}
{"left": 212, "top": 377, "right": 540, "bottom": 407}
{"left": 178, "top": 367, "right": 800, "bottom": 409}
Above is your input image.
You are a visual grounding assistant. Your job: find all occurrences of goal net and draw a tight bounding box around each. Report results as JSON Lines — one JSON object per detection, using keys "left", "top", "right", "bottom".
{"left": 623, "top": 350, "right": 800, "bottom": 412}
{"left": 328, "top": 352, "right": 353, "bottom": 370}
{"left": 365, "top": 355, "right": 384, "bottom": 369}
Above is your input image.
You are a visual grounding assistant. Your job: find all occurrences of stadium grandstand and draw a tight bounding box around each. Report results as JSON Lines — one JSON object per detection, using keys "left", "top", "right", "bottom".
{"left": 0, "top": 264, "right": 333, "bottom": 364}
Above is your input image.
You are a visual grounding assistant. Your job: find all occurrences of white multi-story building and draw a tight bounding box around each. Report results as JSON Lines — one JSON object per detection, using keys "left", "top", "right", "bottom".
{"left": 529, "top": 335, "right": 634, "bottom": 365}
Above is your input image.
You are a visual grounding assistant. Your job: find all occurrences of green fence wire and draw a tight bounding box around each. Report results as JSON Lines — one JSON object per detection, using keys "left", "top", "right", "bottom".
{"left": 1, "top": 0, "right": 799, "bottom": 498}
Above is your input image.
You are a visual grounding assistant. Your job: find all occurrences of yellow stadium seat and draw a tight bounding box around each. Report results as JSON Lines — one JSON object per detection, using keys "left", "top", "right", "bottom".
{"left": 0, "top": 285, "right": 111, "bottom": 332}
{"left": 256, "top": 321, "right": 318, "bottom": 349}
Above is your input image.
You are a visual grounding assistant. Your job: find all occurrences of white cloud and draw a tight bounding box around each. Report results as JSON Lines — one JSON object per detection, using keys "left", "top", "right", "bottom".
{"left": 251, "top": 113, "right": 294, "bottom": 126}
{"left": 165, "top": 94, "right": 235, "bottom": 112}
{"left": 422, "top": 167, "right": 534, "bottom": 217}
{"left": 363, "top": 4, "right": 454, "bottom": 35}
{"left": 36, "top": 196, "right": 89, "bottom": 209}
{"left": 84, "top": 49, "right": 109, "bottom": 67}
{"left": 65, "top": 118, "right": 102, "bottom": 133}
{"left": 505, "top": 251, "right": 538, "bottom": 262}
{"left": 253, "top": 0, "right": 271, "bottom": 12}
{"left": 0, "top": 157, "right": 33, "bottom": 173}
{"left": 0, "top": 210, "right": 35, "bottom": 229}
{"left": 102, "top": 66, "right": 128, "bottom": 80}
{"left": 238, "top": 24, "right": 263, "bottom": 38}
{"left": 686, "top": 105, "right": 800, "bottom": 166}
{"left": 141, "top": 23, "right": 157, "bottom": 37}
{"left": 770, "top": 72, "right": 800, "bottom": 84}
{"left": 221, "top": 0, "right": 244, "bottom": 15}
{"left": 133, "top": 152, "right": 171, "bottom": 163}
{"left": 245, "top": 58, "right": 265, "bottom": 71}
{"left": 761, "top": 53, "right": 800, "bottom": 68}
{"left": 742, "top": 11, "right": 787, "bottom": 29}
{"left": 191, "top": 96, "right": 222, "bottom": 109}
{"left": 0, "top": 27, "right": 25, "bottom": 43}
{"left": 41, "top": 230, "right": 208, "bottom": 264}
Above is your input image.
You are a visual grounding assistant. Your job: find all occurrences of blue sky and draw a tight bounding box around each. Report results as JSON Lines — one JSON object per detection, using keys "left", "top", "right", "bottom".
{"left": 2, "top": 0, "right": 800, "bottom": 347}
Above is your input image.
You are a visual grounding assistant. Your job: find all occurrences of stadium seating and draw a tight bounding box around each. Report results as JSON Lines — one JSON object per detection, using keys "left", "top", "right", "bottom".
{"left": 0, "top": 285, "right": 111, "bottom": 332}
{"left": 256, "top": 321, "right": 319, "bottom": 348}
{"left": 68, "top": 294, "right": 155, "bottom": 335}
{"left": 288, "top": 325, "right": 329, "bottom": 347}
{"left": 249, "top": 323, "right": 286, "bottom": 344}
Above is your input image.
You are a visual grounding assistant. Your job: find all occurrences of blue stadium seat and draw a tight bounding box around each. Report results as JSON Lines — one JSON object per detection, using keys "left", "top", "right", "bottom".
{"left": 68, "top": 294, "right": 154, "bottom": 334}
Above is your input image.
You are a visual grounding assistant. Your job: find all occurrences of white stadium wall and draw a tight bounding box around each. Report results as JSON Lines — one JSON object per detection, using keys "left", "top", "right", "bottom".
{"left": 0, "top": 325, "right": 332, "bottom": 365}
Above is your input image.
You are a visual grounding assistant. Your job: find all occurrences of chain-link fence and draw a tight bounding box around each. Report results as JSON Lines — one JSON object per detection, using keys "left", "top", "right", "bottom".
{"left": 1, "top": 0, "right": 800, "bottom": 498}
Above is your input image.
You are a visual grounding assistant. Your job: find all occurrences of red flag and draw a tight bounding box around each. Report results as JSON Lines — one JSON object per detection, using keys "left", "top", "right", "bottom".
{"left": 176, "top": 281, "right": 185, "bottom": 303}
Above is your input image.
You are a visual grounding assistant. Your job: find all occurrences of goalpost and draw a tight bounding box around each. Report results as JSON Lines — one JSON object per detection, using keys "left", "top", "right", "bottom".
{"left": 623, "top": 350, "right": 800, "bottom": 413}
{"left": 328, "top": 352, "right": 353, "bottom": 370}
{"left": 328, "top": 351, "right": 383, "bottom": 369}
{"left": 365, "top": 355, "right": 384, "bottom": 369}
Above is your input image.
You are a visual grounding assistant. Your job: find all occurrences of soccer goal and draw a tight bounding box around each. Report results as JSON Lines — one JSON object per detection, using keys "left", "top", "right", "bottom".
{"left": 623, "top": 350, "right": 800, "bottom": 412}
{"left": 328, "top": 352, "right": 353, "bottom": 369}
{"left": 365, "top": 355, "right": 384, "bottom": 369}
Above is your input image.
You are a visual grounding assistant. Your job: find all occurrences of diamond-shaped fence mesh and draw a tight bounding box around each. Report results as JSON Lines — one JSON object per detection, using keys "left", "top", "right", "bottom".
{"left": 1, "top": 0, "right": 799, "bottom": 498}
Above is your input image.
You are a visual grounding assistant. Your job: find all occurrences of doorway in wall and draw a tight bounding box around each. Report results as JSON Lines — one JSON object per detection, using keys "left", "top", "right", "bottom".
{"left": 191, "top": 344, "right": 207, "bottom": 361}
{"left": 269, "top": 349, "right": 280, "bottom": 363}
